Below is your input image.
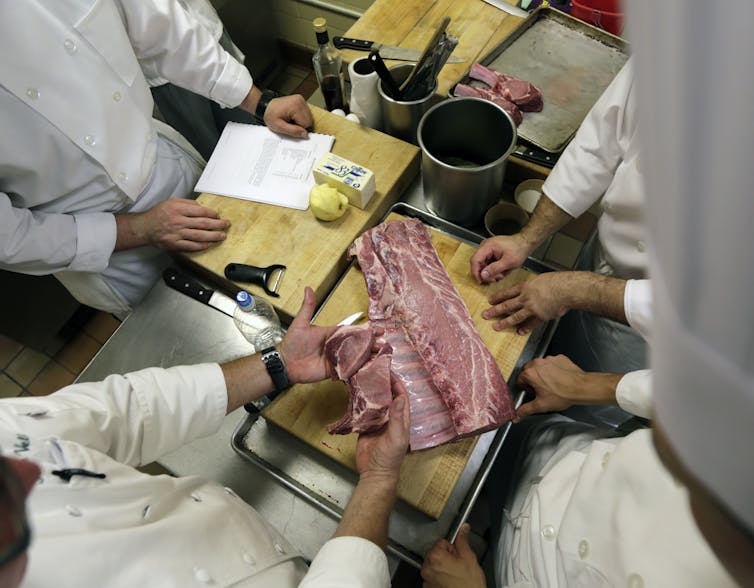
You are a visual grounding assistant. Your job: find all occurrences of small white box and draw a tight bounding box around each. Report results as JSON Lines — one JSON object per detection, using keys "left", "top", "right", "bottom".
{"left": 312, "top": 152, "right": 376, "bottom": 209}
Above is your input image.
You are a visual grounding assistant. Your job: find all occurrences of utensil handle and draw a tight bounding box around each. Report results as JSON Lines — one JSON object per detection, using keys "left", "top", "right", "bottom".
{"left": 163, "top": 267, "right": 213, "bottom": 304}
{"left": 333, "top": 36, "right": 375, "bottom": 52}
{"left": 368, "top": 50, "right": 401, "bottom": 99}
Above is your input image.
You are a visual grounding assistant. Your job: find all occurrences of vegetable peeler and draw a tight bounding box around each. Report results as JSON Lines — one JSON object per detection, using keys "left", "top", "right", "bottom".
{"left": 224, "top": 263, "right": 286, "bottom": 298}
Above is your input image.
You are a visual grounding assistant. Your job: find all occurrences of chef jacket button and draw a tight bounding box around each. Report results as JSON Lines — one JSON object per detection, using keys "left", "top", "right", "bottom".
{"left": 66, "top": 504, "right": 82, "bottom": 517}
{"left": 578, "top": 539, "right": 589, "bottom": 559}
{"left": 190, "top": 493, "right": 203, "bottom": 502}
{"left": 118, "top": 172, "right": 128, "bottom": 183}
{"left": 242, "top": 552, "right": 256, "bottom": 566}
{"left": 26, "top": 88, "right": 40, "bottom": 101}
{"left": 274, "top": 542, "right": 285, "bottom": 555}
{"left": 84, "top": 135, "right": 96, "bottom": 146}
{"left": 64, "top": 39, "right": 77, "bottom": 54}
{"left": 627, "top": 573, "right": 644, "bottom": 588}
{"left": 193, "top": 567, "right": 212, "bottom": 584}
{"left": 636, "top": 240, "right": 646, "bottom": 252}
{"left": 601, "top": 452, "right": 611, "bottom": 467}
{"left": 113, "top": 91, "right": 122, "bottom": 102}
{"left": 541, "top": 525, "right": 556, "bottom": 541}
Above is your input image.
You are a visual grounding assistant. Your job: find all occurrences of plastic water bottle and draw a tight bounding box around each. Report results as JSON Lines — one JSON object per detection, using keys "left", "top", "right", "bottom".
{"left": 232, "top": 290, "right": 284, "bottom": 352}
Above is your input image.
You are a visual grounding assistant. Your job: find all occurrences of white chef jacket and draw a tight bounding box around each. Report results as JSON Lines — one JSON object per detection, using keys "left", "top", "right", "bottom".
{"left": 0, "top": 364, "right": 389, "bottom": 588}
{"left": 542, "top": 60, "right": 647, "bottom": 280}
{"left": 494, "top": 387, "right": 735, "bottom": 587}
{"left": 0, "top": 1, "right": 253, "bottom": 313}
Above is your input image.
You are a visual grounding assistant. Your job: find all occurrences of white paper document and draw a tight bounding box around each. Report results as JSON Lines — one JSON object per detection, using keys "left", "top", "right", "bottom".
{"left": 194, "top": 122, "right": 335, "bottom": 210}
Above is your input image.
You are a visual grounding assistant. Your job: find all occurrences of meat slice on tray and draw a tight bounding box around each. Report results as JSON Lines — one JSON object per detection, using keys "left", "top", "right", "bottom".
{"left": 454, "top": 83, "right": 523, "bottom": 125}
{"left": 468, "top": 63, "right": 544, "bottom": 112}
{"left": 326, "top": 218, "right": 515, "bottom": 451}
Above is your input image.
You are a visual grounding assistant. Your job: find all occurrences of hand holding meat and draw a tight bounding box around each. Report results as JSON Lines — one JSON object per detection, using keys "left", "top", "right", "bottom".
{"left": 281, "top": 287, "right": 339, "bottom": 384}
{"left": 116, "top": 198, "right": 230, "bottom": 252}
{"left": 264, "top": 94, "right": 313, "bottom": 139}
{"left": 355, "top": 380, "right": 410, "bottom": 484}
{"left": 482, "top": 272, "right": 570, "bottom": 334}
{"left": 421, "top": 524, "right": 486, "bottom": 588}
{"left": 470, "top": 234, "right": 532, "bottom": 283}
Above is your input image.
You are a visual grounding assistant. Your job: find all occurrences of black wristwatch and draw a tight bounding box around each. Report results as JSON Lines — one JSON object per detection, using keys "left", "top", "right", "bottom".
{"left": 260, "top": 347, "right": 290, "bottom": 393}
{"left": 254, "top": 88, "right": 280, "bottom": 123}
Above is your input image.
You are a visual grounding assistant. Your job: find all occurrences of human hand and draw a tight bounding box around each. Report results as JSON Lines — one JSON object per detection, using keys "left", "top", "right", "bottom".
{"left": 482, "top": 272, "right": 571, "bottom": 335}
{"left": 265, "top": 95, "right": 314, "bottom": 139}
{"left": 355, "top": 379, "right": 410, "bottom": 484}
{"left": 470, "top": 234, "right": 530, "bottom": 284}
{"left": 421, "top": 524, "right": 486, "bottom": 588}
{"left": 281, "top": 287, "right": 338, "bottom": 384}
{"left": 122, "top": 198, "right": 230, "bottom": 252}
{"left": 515, "top": 354, "right": 584, "bottom": 420}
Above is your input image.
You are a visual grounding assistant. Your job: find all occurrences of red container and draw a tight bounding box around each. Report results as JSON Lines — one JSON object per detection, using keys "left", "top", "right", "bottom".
{"left": 570, "top": 0, "right": 624, "bottom": 36}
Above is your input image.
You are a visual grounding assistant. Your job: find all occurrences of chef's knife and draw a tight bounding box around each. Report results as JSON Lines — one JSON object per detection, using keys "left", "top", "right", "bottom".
{"left": 162, "top": 267, "right": 236, "bottom": 317}
{"left": 334, "top": 36, "right": 464, "bottom": 64}
{"left": 337, "top": 311, "right": 364, "bottom": 326}
{"left": 481, "top": 0, "right": 529, "bottom": 17}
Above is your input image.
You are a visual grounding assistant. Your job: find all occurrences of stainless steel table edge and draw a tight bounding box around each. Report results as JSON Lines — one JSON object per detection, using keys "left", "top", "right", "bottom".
{"left": 230, "top": 202, "right": 557, "bottom": 568}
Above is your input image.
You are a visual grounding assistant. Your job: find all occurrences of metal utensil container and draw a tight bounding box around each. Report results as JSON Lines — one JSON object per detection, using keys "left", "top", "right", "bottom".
{"left": 378, "top": 63, "right": 437, "bottom": 144}
{"left": 418, "top": 97, "right": 517, "bottom": 226}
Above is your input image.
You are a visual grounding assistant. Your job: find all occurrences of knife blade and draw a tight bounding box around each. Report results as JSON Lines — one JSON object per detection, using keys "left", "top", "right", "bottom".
{"left": 162, "top": 267, "right": 236, "bottom": 317}
{"left": 481, "top": 0, "right": 529, "bottom": 17}
{"left": 334, "top": 36, "right": 464, "bottom": 64}
{"left": 337, "top": 311, "right": 364, "bottom": 326}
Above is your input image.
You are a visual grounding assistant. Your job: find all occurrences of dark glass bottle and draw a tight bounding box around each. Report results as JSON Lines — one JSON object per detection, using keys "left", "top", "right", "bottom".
{"left": 312, "top": 17, "right": 346, "bottom": 112}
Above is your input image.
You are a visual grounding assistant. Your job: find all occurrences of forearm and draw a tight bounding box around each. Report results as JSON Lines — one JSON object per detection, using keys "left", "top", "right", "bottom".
{"left": 519, "top": 194, "right": 573, "bottom": 253}
{"left": 562, "top": 271, "right": 628, "bottom": 323}
{"left": 334, "top": 473, "right": 398, "bottom": 549}
{"left": 114, "top": 213, "right": 149, "bottom": 251}
{"left": 221, "top": 354, "right": 276, "bottom": 413}
{"left": 566, "top": 371, "right": 623, "bottom": 406}
{"left": 240, "top": 85, "right": 262, "bottom": 117}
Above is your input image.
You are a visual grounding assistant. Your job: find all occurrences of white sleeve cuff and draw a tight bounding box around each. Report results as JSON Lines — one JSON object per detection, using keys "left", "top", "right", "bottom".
{"left": 615, "top": 369, "right": 653, "bottom": 418}
{"left": 624, "top": 279, "right": 652, "bottom": 342}
{"left": 70, "top": 212, "right": 117, "bottom": 272}
{"left": 209, "top": 55, "right": 253, "bottom": 109}
{"left": 299, "top": 536, "right": 390, "bottom": 588}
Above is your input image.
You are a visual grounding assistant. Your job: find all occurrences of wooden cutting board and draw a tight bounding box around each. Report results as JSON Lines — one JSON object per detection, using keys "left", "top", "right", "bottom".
{"left": 341, "top": 0, "right": 526, "bottom": 97}
{"left": 178, "top": 107, "right": 419, "bottom": 321}
{"left": 263, "top": 213, "right": 535, "bottom": 519}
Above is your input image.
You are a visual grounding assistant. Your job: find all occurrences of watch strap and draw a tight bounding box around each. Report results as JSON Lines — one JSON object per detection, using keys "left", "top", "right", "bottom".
{"left": 260, "top": 347, "right": 290, "bottom": 393}
{"left": 254, "top": 88, "right": 280, "bottom": 123}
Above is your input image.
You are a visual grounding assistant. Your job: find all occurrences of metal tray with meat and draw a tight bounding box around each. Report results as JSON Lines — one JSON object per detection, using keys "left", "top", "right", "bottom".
{"left": 449, "top": 6, "right": 629, "bottom": 153}
{"left": 231, "top": 203, "right": 557, "bottom": 568}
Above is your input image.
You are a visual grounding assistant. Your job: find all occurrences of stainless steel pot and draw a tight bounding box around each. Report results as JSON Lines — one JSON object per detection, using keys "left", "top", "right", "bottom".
{"left": 418, "top": 97, "right": 517, "bottom": 226}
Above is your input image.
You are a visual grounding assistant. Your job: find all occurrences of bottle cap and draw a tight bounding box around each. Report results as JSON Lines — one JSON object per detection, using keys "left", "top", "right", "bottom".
{"left": 313, "top": 17, "right": 327, "bottom": 32}
{"left": 235, "top": 290, "right": 255, "bottom": 310}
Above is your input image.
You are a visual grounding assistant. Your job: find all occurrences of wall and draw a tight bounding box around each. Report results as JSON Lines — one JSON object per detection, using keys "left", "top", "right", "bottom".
{"left": 273, "top": 1, "right": 372, "bottom": 50}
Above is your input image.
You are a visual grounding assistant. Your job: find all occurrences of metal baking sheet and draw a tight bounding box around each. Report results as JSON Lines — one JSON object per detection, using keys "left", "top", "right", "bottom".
{"left": 452, "top": 7, "right": 629, "bottom": 153}
{"left": 231, "top": 203, "right": 557, "bottom": 568}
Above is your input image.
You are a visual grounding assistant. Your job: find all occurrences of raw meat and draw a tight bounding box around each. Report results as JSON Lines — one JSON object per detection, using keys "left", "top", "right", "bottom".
{"left": 454, "top": 83, "right": 523, "bottom": 125}
{"left": 468, "top": 63, "right": 544, "bottom": 112}
{"left": 342, "top": 218, "right": 515, "bottom": 450}
{"left": 327, "top": 343, "right": 393, "bottom": 434}
{"left": 325, "top": 323, "right": 375, "bottom": 380}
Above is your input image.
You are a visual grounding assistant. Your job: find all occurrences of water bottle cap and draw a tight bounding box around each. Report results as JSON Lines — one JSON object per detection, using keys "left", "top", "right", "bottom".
{"left": 235, "top": 290, "right": 255, "bottom": 310}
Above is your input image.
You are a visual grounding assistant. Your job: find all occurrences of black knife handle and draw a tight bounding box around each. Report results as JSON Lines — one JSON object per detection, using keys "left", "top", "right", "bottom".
{"left": 333, "top": 36, "right": 375, "bottom": 51}
{"left": 162, "top": 267, "right": 213, "bottom": 304}
{"left": 369, "top": 50, "right": 401, "bottom": 99}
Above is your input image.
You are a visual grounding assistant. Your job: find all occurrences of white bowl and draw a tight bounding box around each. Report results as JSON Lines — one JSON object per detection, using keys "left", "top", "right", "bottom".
{"left": 514, "top": 179, "right": 545, "bottom": 213}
